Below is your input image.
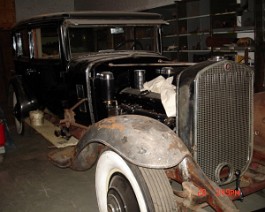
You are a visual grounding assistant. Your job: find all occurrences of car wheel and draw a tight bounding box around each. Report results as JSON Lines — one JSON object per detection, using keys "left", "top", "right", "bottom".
{"left": 95, "top": 150, "right": 176, "bottom": 212}
{"left": 12, "top": 90, "right": 24, "bottom": 135}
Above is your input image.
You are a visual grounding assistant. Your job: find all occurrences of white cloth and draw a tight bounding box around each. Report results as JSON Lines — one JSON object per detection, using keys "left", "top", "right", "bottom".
{"left": 142, "top": 76, "right": 176, "bottom": 117}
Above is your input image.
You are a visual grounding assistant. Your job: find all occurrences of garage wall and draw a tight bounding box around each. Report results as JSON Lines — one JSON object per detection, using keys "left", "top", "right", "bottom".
{"left": 74, "top": 0, "right": 175, "bottom": 11}
{"left": 0, "top": 30, "right": 13, "bottom": 104}
{"left": 15, "top": 0, "right": 74, "bottom": 22}
{"left": 15, "top": 0, "right": 175, "bottom": 22}
{"left": 0, "top": 0, "right": 16, "bottom": 28}
{"left": 0, "top": 0, "right": 15, "bottom": 104}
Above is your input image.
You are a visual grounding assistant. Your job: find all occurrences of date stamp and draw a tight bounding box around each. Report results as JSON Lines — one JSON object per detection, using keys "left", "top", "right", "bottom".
{"left": 198, "top": 188, "right": 241, "bottom": 197}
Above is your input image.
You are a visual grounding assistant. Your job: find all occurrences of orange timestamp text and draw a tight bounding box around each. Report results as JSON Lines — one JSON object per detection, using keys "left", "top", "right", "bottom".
{"left": 198, "top": 188, "right": 241, "bottom": 197}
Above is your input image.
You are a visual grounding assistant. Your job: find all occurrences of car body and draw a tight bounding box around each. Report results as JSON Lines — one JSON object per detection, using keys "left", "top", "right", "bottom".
{"left": 10, "top": 11, "right": 265, "bottom": 211}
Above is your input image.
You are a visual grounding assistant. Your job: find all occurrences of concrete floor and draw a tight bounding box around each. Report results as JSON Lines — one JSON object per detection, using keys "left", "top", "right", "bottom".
{"left": 1, "top": 123, "right": 265, "bottom": 212}
{"left": 0, "top": 125, "right": 99, "bottom": 212}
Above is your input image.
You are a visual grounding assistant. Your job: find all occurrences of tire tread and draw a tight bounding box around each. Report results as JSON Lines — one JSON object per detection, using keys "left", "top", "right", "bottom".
{"left": 139, "top": 167, "right": 176, "bottom": 212}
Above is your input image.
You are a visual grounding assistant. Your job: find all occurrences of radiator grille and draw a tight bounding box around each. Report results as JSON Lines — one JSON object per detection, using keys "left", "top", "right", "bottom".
{"left": 195, "top": 62, "right": 253, "bottom": 184}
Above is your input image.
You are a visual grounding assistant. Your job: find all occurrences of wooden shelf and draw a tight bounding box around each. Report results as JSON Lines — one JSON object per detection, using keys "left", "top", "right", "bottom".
{"left": 146, "top": 0, "right": 254, "bottom": 62}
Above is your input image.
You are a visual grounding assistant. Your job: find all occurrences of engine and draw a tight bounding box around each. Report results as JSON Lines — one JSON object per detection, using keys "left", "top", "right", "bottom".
{"left": 98, "top": 65, "right": 183, "bottom": 129}
{"left": 97, "top": 59, "right": 254, "bottom": 185}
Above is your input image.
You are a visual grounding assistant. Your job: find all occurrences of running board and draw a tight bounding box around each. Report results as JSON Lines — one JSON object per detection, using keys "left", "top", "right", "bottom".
{"left": 25, "top": 118, "right": 78, "bottom": 148}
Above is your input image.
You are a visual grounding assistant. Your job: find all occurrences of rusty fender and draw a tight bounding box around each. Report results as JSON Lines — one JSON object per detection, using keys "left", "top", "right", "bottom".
{"left": 71, "top": 114, "right": 191, "bottom": 170}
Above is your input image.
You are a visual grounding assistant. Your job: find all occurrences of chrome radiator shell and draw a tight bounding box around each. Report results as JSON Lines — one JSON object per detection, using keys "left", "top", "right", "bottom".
{"left": 177, "top": 60, "right": 254, "bottom": 185}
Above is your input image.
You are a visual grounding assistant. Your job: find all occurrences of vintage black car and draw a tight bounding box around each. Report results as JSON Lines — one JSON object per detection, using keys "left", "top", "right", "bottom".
{"left": 10, "top": 11, "right": 265, "bottom": 211}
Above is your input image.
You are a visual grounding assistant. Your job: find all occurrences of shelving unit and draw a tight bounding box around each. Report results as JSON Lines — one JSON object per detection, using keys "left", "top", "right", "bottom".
{"left": 177, "top": 0, "right": 210, "bottom": 61}
{"left": 254, "top": 0, "right": 265, "bottom": 92}
{"left": 146, "top": 0, "right": 255, "bottom": 63}
{"left": 149, "top": 4, "right": 179, "bottom": 60}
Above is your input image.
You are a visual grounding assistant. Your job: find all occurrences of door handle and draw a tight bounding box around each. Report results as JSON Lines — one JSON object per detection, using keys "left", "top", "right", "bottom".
{"left": 25, "top": 68, "right": 37, "bottom": 75}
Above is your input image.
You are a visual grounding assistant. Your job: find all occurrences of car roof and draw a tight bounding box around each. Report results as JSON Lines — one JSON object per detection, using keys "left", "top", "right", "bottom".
{"left": 13, "top": 11, "right": 168, "bottom": 29}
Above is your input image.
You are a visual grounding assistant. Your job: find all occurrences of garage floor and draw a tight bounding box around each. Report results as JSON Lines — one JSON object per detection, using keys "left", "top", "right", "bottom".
{"left": 1, "top": 122, "right": 265, "bottom": 212}
{"left": 0, "top": 124, "right": 98, "bottom": 212}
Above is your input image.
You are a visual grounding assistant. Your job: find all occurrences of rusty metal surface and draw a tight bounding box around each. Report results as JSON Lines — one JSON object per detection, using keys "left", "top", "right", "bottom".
{"left": 244, "top": 91, "right": 265, "bottom": 184}
{"left": 71, "top": 143, "right": 100, "bottom": 171}
{"left": 74, "top": 115, "right": 191, "bottom": 169}
{"left": 48, "top": 146, "right": 75, "bottom": 168}
{"left": 44, "top": 110, "right": 88, "bottom": 140}
{"left": 240, "top": 180, "right": 265, "bottom": 198}
{"left": 167, "top": 156, "right": 239, "bottom": 211}
{"left": 60, "top": 99, "right": 90, "bottom": 130}
{"left": 240, "top": 91, "right": 265, "bottom": 193}
{"left": 253, "top": 92, "right": 265, "bottom": 151}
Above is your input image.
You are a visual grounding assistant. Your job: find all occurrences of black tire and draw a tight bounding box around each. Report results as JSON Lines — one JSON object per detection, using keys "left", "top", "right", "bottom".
{"left": 95, "top": 150, "right": 176, "bottom": 212}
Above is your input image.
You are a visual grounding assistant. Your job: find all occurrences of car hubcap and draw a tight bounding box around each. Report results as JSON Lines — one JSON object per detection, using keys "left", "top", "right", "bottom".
{"left": 107, "top": 174, "right": 140, "bottom": 212}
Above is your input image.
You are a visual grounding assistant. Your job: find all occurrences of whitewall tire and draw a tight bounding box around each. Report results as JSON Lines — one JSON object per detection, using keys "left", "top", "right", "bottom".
{"left": 95, "top": 150, "right": 176, "bottom": 212}
{"left": 12, "top": 91, "right": 24, "bottom": 135}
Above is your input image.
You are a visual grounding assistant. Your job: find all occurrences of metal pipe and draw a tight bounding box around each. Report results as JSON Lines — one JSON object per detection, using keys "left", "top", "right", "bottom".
{"left": 108, "top": 62, "right": 196, "bottom": 67}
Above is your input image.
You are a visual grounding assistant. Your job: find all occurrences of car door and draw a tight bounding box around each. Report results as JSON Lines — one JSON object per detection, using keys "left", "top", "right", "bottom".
{"left": 13, "top": 29, "right": 36, "bottom": 91}
{"left": 29, "top": 24, "right": 67, "bottom": 116}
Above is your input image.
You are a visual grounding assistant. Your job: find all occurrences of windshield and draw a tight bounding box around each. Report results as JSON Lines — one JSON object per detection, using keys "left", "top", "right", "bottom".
{"left": 68, "top": 25, "right": 159, "bottom": 56}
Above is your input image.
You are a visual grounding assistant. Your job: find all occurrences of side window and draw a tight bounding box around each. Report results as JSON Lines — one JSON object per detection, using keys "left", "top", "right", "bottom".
{"left": 31, "top": 26, "right": 59, "bottom": 59}
{"left": 13, "top": 33, "right": 23, "bottom": 56}
{"left": 13, "top": 30, "right": 30, "bottom": 57}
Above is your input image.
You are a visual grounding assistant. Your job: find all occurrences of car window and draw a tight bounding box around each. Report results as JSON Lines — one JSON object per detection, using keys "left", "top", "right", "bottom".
{"left": 13, "top": 33, "right": 23, "bottom": 56}
{"left": 13, "top": 30, "right": 30, "bottom": 58}
{"left": 31, "top": 26, "right": 59, "bottom": 59}
{"left": 68, "top": 26, "right": 158, "bottom": 56}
